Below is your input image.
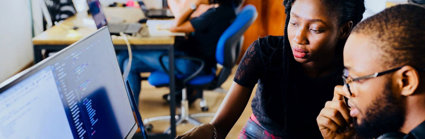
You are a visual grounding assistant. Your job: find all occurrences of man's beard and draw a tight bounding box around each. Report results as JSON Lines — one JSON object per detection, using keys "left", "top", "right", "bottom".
{"left": 353, "top": 83, "right": 405, "bottom": 138}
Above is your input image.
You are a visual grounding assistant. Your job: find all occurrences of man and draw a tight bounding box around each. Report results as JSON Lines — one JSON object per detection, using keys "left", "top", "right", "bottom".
{"left": 118, "top": 0, "right": 238, "bottom": 104}
{"left": 316, "top": 4, "right": 425, "bottom": 139}
{"left": 167, "top": 0, "right": 216, "bottom": 20}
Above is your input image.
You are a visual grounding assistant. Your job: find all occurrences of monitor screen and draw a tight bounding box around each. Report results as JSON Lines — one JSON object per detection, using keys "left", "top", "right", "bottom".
{"left": 0, "top": 27, "right": 137, "bottom": 139}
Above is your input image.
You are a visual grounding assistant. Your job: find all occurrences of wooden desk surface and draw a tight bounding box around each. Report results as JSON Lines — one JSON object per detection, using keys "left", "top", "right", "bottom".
{"left": 33, "top": 8, "right": 175, "bottom": 46}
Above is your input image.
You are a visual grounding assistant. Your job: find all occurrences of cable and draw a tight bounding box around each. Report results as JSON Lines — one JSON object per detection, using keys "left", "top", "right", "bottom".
{"left": 120, "top": 32, "right": 133, "bottom": 81}
{"left": 119, "top": 32, "right": 147, "bottom": 139}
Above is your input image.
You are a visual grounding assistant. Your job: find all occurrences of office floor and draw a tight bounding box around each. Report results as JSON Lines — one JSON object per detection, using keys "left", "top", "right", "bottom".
{"left": 138, "top": 67, "right": 255, "bottom": 138}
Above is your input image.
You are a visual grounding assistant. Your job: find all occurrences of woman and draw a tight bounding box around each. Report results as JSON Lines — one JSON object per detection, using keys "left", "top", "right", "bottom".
{"left": 178, "top": 0, "right": 365, "bottom": 138}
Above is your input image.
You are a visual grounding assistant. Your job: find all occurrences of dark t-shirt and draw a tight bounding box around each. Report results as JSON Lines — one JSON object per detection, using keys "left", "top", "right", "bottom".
{"left": 234, "top": 36, "right": 343, "bottom": 138}
{"left": 181, "top": 4, "right": 235, "bottom": 69}
{"left": 404, "top": 121, "right": 425, "bottom": 139}
{"left": 378, "top": 120, "right": 425, "bottom": 138}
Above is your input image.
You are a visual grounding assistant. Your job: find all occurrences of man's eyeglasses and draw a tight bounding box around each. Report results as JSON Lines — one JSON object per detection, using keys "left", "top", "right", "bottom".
{"left": 342, "top": 66, "right": 403, "bottom": 96}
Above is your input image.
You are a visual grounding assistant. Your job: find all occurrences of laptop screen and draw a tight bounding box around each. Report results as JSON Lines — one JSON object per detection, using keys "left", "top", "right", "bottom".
{"left": 138, "top": 0, "right": 174, "bottom": 18}
{"left": 87, "top": 0, "right": 107, "bottom": 29}
{"left": 0, "top": 27, "right": 137, "bottom": 139}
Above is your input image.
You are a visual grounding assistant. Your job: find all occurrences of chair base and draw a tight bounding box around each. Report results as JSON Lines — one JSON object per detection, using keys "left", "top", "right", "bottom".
{"left": 144, "top": 113, "right": 216, "bottom": 133}
{"left": 163, "top": 88, "right": 210, "bottom": 112}
{"left": 143, "top": 89, "right": 215, "bottom": 133}
{"left": 199, "top": 98, "right": 209, "bottom": 111}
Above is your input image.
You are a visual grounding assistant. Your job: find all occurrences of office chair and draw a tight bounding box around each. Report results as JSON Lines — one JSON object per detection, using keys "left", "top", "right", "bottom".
{"left": 42, "top": 0, "right": 76, "bottom": 29}
{"left": 40, "top": 0, "right": 77, "bottom": 58}
{"left": 143, "top": 5, "right": 257, "bottom": 133}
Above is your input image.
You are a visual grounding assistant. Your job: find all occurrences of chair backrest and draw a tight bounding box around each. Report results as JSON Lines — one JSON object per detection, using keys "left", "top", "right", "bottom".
{"left": 43, "top": 0, "right": 76, "bottom": 28}
{"left": 214, "top": 5, "right": 257, "bottom": 86}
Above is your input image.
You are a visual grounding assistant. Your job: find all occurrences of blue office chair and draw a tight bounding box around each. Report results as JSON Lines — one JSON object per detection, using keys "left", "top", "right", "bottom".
{"left": 144, "top": 5, "right": 257, "bottom": 132}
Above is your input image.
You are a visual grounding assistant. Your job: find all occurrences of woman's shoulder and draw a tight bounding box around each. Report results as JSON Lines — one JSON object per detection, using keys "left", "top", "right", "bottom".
{"left": 255, "top": 36, "right": 285, "bottom": 49}
{"left": 249, "top": 36, "right": 285, "bottom": 57}
{"left": 249, "top": 36, "right": 286, "bottom": 64}
{"left": 258, "top": 36, "right": 285, "bottom": 45}
{"left": 234, "top": 36, "right": 286, "bottom": 88}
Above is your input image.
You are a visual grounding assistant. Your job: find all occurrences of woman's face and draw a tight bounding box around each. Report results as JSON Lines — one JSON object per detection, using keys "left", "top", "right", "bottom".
{"left": 287, "top": 0, "right": 341, "bottom": 67}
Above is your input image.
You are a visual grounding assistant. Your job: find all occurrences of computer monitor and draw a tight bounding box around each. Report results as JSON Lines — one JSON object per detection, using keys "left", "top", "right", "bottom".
{"left": 0, "top": 27, "right": 138, "bottom": 139}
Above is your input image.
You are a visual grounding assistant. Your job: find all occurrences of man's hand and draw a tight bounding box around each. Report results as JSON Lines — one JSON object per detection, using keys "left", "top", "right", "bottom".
{"left": 317, "top": 85, "right": 354, "bottom": 139}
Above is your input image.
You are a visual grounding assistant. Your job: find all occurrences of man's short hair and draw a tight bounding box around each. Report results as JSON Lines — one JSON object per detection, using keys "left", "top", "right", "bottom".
{"left": 351, "top": 4, "right": 425, "bottom": 69}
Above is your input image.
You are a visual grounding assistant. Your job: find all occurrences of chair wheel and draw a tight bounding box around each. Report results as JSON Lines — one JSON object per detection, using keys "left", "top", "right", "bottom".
{"left": 201, "top": 106, "right": 209, "bottom": 112}
{"left": 145, "top": 124, "right": 153, "bottom": 132}
{"left": 162, "top": 94, "right": 170, "bottom": 101}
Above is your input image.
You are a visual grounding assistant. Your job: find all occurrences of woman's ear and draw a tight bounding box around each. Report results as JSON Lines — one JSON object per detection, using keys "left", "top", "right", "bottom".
{"left": 395, "top": 66, "right": 419, "bottom": 96}
{"left": 339, "top": 21, "right": 353, "bottom": 39}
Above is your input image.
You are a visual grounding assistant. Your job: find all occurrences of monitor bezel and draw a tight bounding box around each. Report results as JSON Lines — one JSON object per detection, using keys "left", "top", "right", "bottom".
{"left": 0, "top": 27, "right": 138, "bottom": 138}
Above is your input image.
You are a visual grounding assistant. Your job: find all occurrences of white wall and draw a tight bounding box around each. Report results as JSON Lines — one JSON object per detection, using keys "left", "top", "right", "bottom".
{"left": 32, "top": 0, "right": 44, "bottom": 35}
{"left": 362, "top": 0, "right": 408, "bottom": 20}
{"left": 0, "top": 0, "right": 34, "bottom": 82}
{"left": 363, "top": 0, "right": 386, "bottom": 20}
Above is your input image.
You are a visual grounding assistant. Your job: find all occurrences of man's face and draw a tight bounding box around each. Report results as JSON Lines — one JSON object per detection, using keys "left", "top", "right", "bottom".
{"left": 343, "top": 33, "right": 405, "bottom": 138}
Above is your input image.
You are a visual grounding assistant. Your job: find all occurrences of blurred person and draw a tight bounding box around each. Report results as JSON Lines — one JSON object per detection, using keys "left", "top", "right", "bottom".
{"left": 117, "top": 0, "right": 238, "bottom": 104}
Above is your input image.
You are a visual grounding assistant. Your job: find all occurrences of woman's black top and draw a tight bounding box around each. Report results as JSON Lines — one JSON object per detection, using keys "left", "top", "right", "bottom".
{"left": 234, "top": 36, "right": 343, "bottom": 138}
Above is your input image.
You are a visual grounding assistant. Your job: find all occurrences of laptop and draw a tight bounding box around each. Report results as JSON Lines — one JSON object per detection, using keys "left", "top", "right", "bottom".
{"left": 87, "top": 0, "right": 142, "bottom": 34}
{"left": 143, "top": 9, "right": 174, "bottom": 19}
{"left": 139, "top": 0, "right": 174, "bottom": 18}
{"left": 0, "top": 27, "right": 146, "bottom": 139}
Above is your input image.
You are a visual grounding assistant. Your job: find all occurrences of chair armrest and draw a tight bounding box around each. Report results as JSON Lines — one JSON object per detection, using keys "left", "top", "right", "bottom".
{"left": 158, "top": 53, "right": 190, "bottom": 75}
{"left": 158, "top": 54, "right": 171, "bottom": 75}
{"left": 158, "top": 54, "right": 205, "bottom": 84}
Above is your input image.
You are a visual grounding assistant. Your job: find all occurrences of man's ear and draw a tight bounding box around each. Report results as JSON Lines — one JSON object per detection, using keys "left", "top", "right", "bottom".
{"left": 395, "top": 66, "right": 419, "bottom": 96}
{"left": 339, "top": 21, "right": 353, "bottom": 39}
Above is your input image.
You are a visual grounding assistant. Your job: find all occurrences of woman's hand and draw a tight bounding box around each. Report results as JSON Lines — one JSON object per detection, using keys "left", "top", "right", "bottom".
{"left": 177, "top": 82, "right": 252, "bottom": 139}
{"left": 316, "top": 86, "right": 355, "bottom": 139}
{"left": 176, "top": 123, "right": 216, "bottom": 139}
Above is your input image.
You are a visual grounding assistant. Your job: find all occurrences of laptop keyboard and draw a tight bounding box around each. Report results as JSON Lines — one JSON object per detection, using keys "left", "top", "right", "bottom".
{"left": 109, "top": 24, "right": 128, "bottom": 32}
{"left": 126, "top": 24, "right": 142, "bottom": 32}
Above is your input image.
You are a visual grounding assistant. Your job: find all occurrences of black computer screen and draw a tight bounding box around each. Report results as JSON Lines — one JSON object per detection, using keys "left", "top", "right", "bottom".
{"left": 0, "top": 27, "right": 137, "bottom": 139}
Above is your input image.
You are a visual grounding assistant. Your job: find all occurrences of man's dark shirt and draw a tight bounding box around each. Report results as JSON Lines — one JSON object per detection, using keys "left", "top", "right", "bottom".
{"left": 178, "top": 4, "right": 236, "bottom": 69}
{"left": 378, "top": 121, "right": 425, "bottom": 139}
{"left": 404, "top": 121, "right": 425, "bottom": 139}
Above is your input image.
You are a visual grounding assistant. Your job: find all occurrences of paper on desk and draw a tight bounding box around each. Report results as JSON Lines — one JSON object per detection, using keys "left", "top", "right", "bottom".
{"left": 146, "top": 20, "right": 185, "bottom": 37}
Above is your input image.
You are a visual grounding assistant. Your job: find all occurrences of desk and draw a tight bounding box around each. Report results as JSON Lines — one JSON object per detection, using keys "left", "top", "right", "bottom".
{"left": 32, "top": 11, "right": 178, "bottom": 138}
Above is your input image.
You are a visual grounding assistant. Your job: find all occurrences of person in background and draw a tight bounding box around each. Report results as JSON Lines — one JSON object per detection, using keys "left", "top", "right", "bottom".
{"left": 316, "top": 4, "right": 425, "bottom": 139}
{"left": 177, "top": 0, "right": 365, "bottom": 138}
{"left": 167, "top": 0, "right": 218, "bottom": 19}
{"left": 117, "top": 0, "right": 240, "bottom": 104}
